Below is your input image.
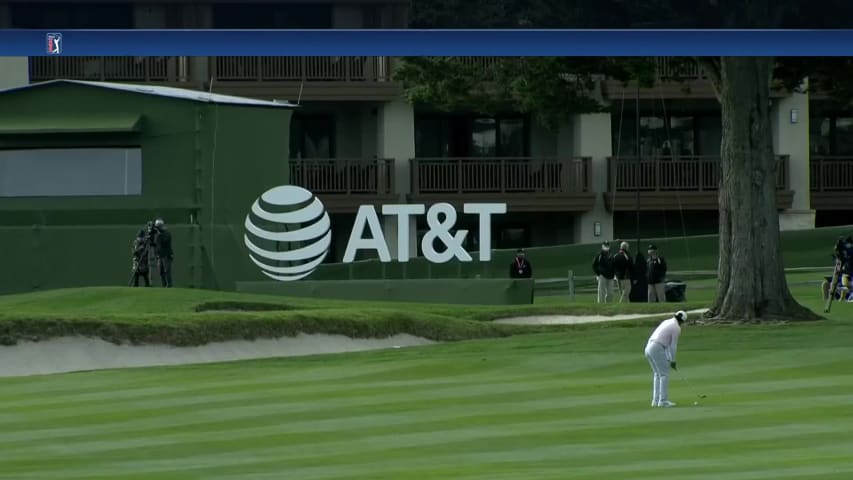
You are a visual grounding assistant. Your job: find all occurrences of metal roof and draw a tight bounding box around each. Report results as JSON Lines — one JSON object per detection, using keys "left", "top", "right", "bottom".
{"left": 0, "top": 79, "right": 298, "bottom": 108}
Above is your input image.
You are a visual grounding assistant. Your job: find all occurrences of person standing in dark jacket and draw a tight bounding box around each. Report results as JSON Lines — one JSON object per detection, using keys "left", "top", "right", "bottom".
{"left": 593, "top": 241, "right": 615, "bottom": 303}
{"left": 647, "top": 244, "right": 668, "bottom": 302}
{"left": 130, "top": 229, "right": 151, "bottom": 287}
{"left": 613, "top": 241, "right": 633, "bottom": 303}
{"left": 509, "top": 249, "right": 533, "bottom": 279}
{"left": 153, "top": 218, "right": 174, "bottom": 288}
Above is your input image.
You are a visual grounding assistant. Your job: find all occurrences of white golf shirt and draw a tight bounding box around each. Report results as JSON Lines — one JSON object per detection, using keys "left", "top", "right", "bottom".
{"left": 648, "top": 318, "right": 681, "bottom": 362}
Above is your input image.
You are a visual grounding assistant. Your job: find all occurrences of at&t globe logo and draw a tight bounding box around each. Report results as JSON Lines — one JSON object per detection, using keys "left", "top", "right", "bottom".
{"left": 244, "top": 185, "right": 332, "bottom": 282}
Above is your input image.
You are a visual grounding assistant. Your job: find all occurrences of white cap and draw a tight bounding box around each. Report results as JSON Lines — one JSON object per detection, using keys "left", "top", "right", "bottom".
{"left": 154, "top": 218, "right": 165, "bottom": 227}
{"left": 620, "top": 241, "right": 629, "bottom": 250}
{"left": 675, "top": 310, "right": 687, "bottom": 322}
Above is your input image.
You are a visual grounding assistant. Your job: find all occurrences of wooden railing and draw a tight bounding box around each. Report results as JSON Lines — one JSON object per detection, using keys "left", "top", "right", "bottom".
{"left": 211, "top": 57, "right": 390, "bottom": 82}
{"left": 289, "top": 158, "right": 394, "bottom": 195}
{"left": 810, "top": 156, "right": 853, "bottom": 191}
{"left": 411, "top": 157, "right": 591, "bottom": 195}
{"left": 655, "top": 57, "right": 706, "bottom": 80}
{"left": 608, "top": 156, "right": 790, "bottom": 191}
{"left": 30, "top": 56, "right": 696, "bottom": 84}
{"left": 30, "top": 57, "right": 190, "bottom": 82}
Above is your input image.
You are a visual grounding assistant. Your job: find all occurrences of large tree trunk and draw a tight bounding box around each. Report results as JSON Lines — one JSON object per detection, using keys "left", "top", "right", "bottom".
{"left": 706, "top": 57, "right": 819, "bottom": 323}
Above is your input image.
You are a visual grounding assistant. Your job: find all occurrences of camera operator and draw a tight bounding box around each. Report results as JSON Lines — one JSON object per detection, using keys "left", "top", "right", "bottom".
{"left": 152, "top": 218, "right": 174, "bottom": 288}
{"left": 130, "top": 229, "right": 151, "bottom": 287}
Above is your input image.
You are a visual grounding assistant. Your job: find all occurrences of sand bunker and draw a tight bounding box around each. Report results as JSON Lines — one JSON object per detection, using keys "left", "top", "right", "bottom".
{"left": 494, "top": 308, "right": 709, "bottom": 325}
{"left": 0, "top": 334, "right": 435, "bottom": 378}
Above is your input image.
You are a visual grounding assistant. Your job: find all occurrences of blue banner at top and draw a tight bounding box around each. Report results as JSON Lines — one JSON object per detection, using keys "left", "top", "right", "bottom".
{"left": 1, "top": 29, "right": 852, "bottom": 57}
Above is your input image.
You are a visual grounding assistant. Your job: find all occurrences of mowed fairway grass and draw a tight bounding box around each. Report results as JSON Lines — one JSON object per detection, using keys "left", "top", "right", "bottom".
{"left": 1, "top": 286, "right": 853, "bottom": 479}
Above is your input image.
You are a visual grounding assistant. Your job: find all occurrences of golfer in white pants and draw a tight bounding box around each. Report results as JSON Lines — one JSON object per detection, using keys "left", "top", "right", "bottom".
{"left": 644, "top": 310, "right": 686, "bottom": 407}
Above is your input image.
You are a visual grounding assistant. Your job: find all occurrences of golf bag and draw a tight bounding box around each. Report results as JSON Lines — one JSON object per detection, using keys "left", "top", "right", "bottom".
{"left": 824, "top": 260, "right": 842, "bottom": 313}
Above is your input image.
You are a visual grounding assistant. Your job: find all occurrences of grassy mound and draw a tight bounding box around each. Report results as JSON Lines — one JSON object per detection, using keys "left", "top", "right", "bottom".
{"left": 0, "top": 287, "right": 701, "bottom": 346}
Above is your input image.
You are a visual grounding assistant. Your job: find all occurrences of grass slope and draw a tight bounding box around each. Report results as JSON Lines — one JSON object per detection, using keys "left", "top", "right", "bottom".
{"left": 0, "top": 287, "right": 706, "bottom": 346}
{"left": 1, "top": 319, "right": 851, "bottom": 479}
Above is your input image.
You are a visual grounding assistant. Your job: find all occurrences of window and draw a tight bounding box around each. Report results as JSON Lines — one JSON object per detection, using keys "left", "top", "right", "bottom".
{"left": 498, "top": 118, "right": 525, "bottom": 156}
{"left": 0, "top": 148, "right": 142, "bottom": 197}
{"left": 668, "top": 117, "right": 695, "bottom": 157}
{"left": 834, "top": 118, "right": 853, "bottom": 155}
{"left": 696, "top": 116, "right": 722, "bottom": 156}
{"left": 617, "top": 114, "right": 718, "bottom": 157}
{"left": 471, "top": 118, "right": 497, "bottom": 157}
{"left": 810, "top": 117, "right": 832, "bottom": 155}
{"left": 414, "top": 114, "right": 529, "bottom": 157}
{"left": 808, "top": 116, "right": 853, "bottom": 156}
{"left": 213, "top": 4, "right": 333, "bottom": 29}
{"left": 415, "top": 117, "right": 449, "bottom": 158}
{"left": 290, "top": 115, "right": 335, "bottom": 159}
{"left": 10, "top": 3, "right": 134, "bottom": 28}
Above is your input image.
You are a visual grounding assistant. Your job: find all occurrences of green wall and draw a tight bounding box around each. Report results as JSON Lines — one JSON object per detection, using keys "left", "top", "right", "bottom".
{"left": 0, "top": 82, "right": 292, "bottom": 295}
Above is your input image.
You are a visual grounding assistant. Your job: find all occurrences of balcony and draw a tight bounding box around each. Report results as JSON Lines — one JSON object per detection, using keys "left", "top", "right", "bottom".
{"left": 810, "top": 156, "right": 853, "bottom": 210}
{"left": 29, "top": 56, "right": 401, "bottom": 101}
{"left": 603, "top": 57, "right": 717, "bottom": 100}
{"left": 409, "top": 157, "right": 595, "bottom": 212}
{"left": 209, "top": 56, "right": 399, "bottom": 101}
{"left": 605, "top": 156, "right": 794, "bottom": 211}
{"left": 30, "top": 56, "right": 192, "bottom": 84}
{"left": 288, "top": 158, "right": 396, "bottom": 213}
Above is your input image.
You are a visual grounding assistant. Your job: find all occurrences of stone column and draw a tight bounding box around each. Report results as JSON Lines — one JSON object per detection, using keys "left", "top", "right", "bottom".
{"left": 772, "top": 80, "right": 814, "bottom": 231}
{"left": 570, "top": 113, "right": 614, "bottom": 244}
{"left": 377, "top": 99, "right": 417, "bottom": 259}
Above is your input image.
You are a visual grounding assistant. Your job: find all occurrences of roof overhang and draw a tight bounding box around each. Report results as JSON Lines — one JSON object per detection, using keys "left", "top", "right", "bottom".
{"left": 0, "top": 112, "right": 143, "bottom": 135}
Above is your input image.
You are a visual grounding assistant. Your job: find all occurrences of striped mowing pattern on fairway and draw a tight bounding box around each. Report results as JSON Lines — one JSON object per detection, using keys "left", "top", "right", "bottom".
{"left": 2, "top": 324, "right": 853, "bottom": 480}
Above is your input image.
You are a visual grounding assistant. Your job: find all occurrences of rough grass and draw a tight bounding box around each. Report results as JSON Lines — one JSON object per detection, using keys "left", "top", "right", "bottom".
{"left": 1, "top": 318, "right": 852, "bottom": 479}
{"left": 0, "top": 287, "right": 703, "bottom": 346}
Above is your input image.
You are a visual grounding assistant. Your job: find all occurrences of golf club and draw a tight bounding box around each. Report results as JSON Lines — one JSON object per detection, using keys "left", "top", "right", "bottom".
{"left": 676, "top": 370, "right": 707, "bottom": 401}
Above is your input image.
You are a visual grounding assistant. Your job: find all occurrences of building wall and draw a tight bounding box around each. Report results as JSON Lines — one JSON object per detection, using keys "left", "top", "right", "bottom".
{"left": 0, "top": 57, "right": 28, "bottom": 90}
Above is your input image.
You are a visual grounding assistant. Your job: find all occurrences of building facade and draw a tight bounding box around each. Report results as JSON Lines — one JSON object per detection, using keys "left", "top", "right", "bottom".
{"left": 1, "top": 0, "right": 851, "bottom": 263}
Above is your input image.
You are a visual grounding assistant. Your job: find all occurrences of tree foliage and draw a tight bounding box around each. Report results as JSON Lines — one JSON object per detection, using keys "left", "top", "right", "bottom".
{"left": 394, "top": 57, "right": 657, "bottom": 129}
{"left": 400, "top": 0, "right": 853, "bottom": 123}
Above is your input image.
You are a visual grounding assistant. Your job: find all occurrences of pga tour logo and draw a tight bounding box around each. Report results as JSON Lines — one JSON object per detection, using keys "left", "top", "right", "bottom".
{"left": 244, "top": 185, "right": 507, "bottom": 282}
{"left": 46, "top": 33, "right": 62, "bottom": 55}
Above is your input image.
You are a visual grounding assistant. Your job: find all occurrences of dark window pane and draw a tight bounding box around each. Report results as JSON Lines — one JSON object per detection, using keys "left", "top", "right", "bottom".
{"left": 290, "top": 115, "right": 334, "bottom": 159}
{"left": 696, "top": 116, "right": 722, "bottom": 156}
{"left": 213, "top": 4, "right": 332, "bottom": 29}
{"left": 471, "top": 118, "right": 497, "bottom": 157}
{"left": 639, "top": 116, "right": 666, "bottom": 157}
{"left": 810, "top": 117, "right": 831, "bottom": 155}
{"left": 834, "top": 118, "right": 853, "bottom": 155}
{"left": 498, "top": 118, "right": 525, "bottom": 157}
{"left": 415, "top": 117, "right": 449, "bottom": 158}
{"left": 668, "top": 116, "right": 695, "bottom": 157}
{"left": 11, "top": 3, "right": 134, "bottom": 28}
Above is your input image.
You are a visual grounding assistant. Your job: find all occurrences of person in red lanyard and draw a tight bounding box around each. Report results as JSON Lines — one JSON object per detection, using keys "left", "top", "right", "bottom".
{"left": 509, "top": 248, "right": 533, "bottom": 279}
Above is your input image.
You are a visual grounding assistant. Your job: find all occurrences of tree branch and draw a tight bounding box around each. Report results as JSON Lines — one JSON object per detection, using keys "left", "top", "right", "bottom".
{"left": 694, "top": 56, "right": 722, "bottom": 102}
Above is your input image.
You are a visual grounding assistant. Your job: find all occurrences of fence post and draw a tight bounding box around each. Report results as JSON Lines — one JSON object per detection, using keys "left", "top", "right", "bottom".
{"left": 568, "top": 270, "right": 575, "bottom": 302}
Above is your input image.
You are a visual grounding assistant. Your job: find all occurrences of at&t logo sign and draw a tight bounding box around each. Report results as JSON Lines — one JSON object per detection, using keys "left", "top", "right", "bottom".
{"left": 244, "top": 186, "right": 507, "bottom": 282}
{"left": 244, "top": 186, "right": 332, "bottom": 281}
